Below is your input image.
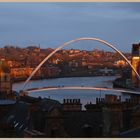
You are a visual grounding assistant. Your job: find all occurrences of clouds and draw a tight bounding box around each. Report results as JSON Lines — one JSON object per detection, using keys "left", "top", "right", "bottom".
{"left": 0, "top": 2, "right": 140, "bottom": 52}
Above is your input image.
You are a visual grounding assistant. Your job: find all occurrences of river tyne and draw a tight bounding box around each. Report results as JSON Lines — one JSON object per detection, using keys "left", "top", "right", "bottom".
{"left": 13, "top": 76, "right": 130, "bottom": 109}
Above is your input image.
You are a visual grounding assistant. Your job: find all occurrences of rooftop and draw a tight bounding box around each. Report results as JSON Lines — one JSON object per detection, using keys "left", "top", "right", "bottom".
{"left": 0, "top": 100, "right": 16, "bottom": 105}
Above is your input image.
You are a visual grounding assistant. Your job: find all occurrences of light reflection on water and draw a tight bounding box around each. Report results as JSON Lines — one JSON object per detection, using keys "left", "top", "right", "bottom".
{"left": 13, "top": 76, "right": 129, "bottom": 109}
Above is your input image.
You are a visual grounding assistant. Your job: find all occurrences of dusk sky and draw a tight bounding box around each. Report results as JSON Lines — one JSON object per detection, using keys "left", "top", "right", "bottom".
{"left": 0, "top": 2, "right": 140, "bottom": 52}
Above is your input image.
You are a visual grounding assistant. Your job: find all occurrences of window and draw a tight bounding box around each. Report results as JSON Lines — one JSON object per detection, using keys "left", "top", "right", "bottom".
{"left": 5, "top": 75, "right": 7, "bottom": 81}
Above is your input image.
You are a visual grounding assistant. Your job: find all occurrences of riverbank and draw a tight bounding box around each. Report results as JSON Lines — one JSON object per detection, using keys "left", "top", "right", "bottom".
{"left": 113, "top": 77, "right": 140, "bottom": 92}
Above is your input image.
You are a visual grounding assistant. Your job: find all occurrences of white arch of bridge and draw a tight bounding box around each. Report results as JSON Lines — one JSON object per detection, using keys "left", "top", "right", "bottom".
{"left": 22, "top": 37, "right": 140, "bottom": 91}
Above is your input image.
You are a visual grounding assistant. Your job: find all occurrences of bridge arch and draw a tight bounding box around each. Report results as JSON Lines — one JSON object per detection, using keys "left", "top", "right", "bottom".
{"left": 22, "top": 37, "right": 140, "bottom": 90}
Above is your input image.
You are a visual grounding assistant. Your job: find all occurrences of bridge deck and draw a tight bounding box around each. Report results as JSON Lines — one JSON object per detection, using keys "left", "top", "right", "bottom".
{"left": 23, "top": 86, "right": 140, "bottom": 95}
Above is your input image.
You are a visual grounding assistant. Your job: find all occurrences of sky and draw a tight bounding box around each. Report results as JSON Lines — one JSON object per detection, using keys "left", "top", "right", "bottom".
{"left": 0, "top": 2, "right": 140, "bottom": 52}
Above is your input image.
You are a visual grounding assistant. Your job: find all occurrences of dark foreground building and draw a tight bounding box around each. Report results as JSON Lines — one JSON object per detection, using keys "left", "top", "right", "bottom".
{"left": 1, "top": 93, "right": 140, "bottom": 138}
{"left": 22, "top": 96, "right": 102, "bottom": 137}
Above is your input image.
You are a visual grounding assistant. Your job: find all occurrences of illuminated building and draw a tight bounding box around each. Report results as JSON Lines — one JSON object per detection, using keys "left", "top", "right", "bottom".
{"left": 0, "top": 60, "right": 16, "bottom": 137}
{"left": 0, "top": 59, "right": 12, "bottom": 98}
{"left": 131, "top": 43, "right": 140, "bottom": 87}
